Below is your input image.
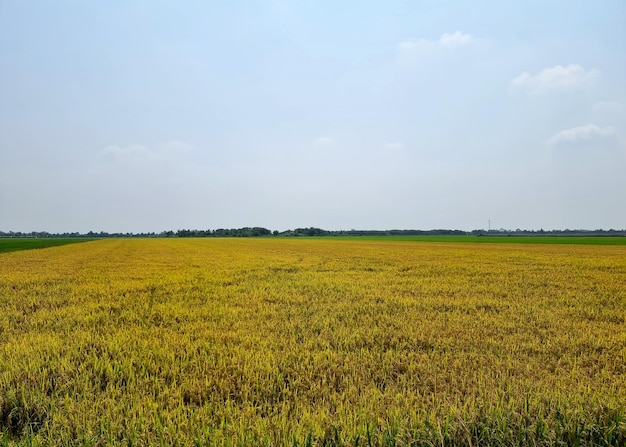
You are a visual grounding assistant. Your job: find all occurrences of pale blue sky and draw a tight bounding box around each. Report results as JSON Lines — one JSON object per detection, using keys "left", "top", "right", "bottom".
{"left": 1, "top": 1, "right": 625, "bottom": 233}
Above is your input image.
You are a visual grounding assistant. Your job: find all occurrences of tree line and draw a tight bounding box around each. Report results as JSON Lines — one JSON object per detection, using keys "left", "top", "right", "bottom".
{"left": 1, "top": 227, "right": 624, "bottom": 239}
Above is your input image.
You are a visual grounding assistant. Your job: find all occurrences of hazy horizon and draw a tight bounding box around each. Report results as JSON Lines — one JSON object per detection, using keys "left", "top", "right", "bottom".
{"left": 2, "top": 1, "right": 625, "bottom": 234}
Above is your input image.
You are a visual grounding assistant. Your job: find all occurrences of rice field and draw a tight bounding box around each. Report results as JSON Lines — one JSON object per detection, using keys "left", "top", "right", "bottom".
{"left": 1, "top": 238, "right": 625, "bottom": 446}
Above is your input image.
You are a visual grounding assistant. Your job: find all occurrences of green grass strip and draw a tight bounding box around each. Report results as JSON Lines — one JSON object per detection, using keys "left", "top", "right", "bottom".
{"left": 311, "top": 235, "right": 626, "bottom": 245}
{"left": 0, "top": 238, "right": 95, "bottom": 253}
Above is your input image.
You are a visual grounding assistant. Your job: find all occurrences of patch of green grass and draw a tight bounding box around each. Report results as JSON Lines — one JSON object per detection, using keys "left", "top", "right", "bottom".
{"left": 0, "top": 238, "right": 95, "bottom": 254}
{"left": 318, "top": 235, "right": 626, "bottom": 245}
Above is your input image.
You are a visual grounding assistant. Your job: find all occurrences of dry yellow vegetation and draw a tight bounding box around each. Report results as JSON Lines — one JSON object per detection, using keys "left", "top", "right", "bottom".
{"left": 1, "top": 238, "right": 625, "bottom": 446}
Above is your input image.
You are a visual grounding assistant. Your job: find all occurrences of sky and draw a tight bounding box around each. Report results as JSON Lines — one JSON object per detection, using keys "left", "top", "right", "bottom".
{"left": 1, "top": 0, "right": 625, "bottom": 233}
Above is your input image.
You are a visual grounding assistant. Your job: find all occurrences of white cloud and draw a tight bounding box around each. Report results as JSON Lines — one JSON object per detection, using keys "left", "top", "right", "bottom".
{"left": 439, "top": 31, "right": 475, "bottom": 49}
{"left": 100, "top": 144, "right": 151, "bottom": 161}
{"left": 397, "top": 31, "right": 479, "bottom": 64}
{"left": 511, "top": 64, "right": 598, "bottom": 93}
{"left": 547, "top": 124, "right": 618, "bottom": 147}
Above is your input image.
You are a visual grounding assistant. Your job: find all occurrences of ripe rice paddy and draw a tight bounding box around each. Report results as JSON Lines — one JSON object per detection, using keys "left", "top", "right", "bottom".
{"left": 1, "top": 238, "right": 625, "bottom": 446}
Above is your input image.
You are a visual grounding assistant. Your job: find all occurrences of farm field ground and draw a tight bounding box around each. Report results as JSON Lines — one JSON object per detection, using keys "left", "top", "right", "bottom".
{"left": 1, "top": 238, "right": 625, "bottom": 446}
